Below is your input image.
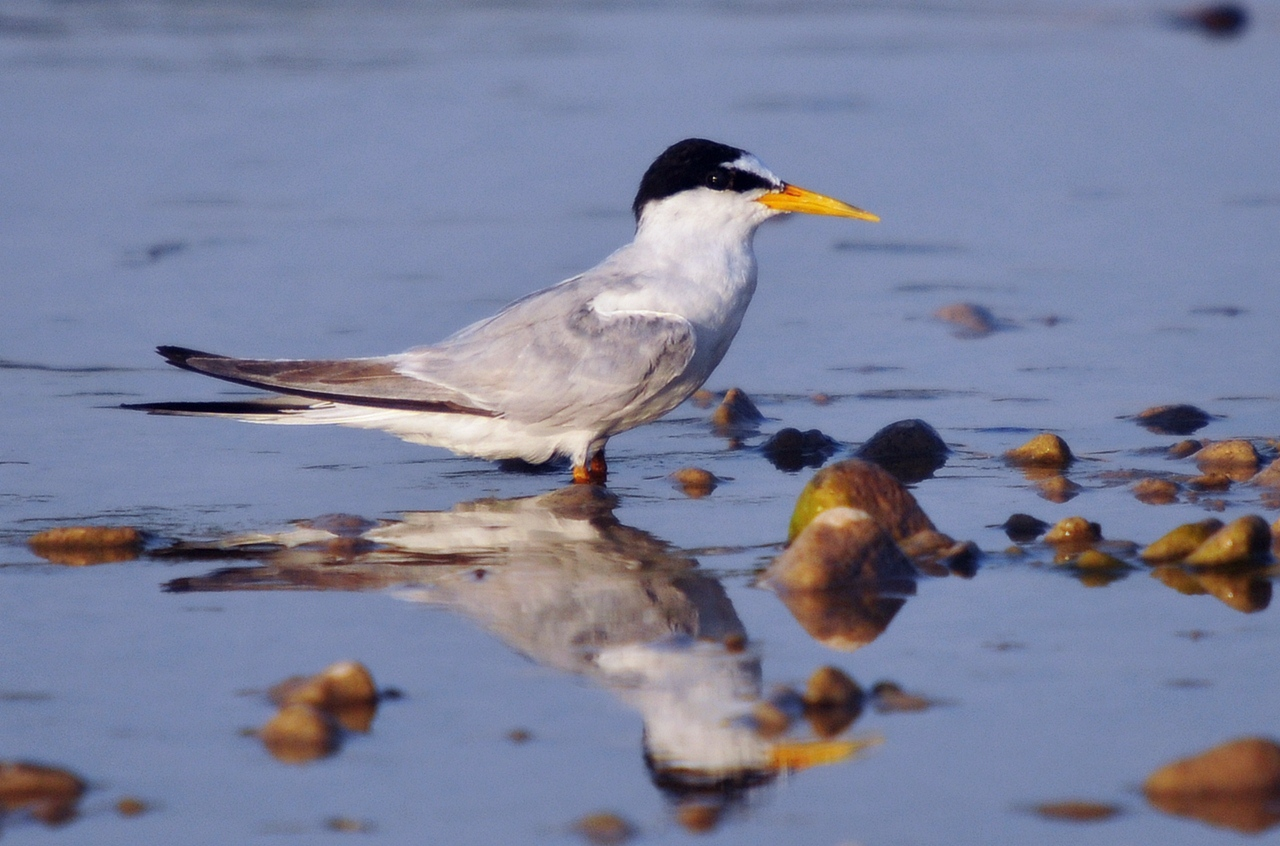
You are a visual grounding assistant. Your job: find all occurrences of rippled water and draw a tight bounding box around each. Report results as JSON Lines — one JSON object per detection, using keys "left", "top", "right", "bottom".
{"left": 2, "top": 0, "right": 1279, "bottom": 843}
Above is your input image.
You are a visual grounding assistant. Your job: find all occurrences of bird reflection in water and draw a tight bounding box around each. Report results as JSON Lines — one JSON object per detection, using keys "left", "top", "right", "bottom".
{"left": 161, "top": 486, "right": 886, "bottom": 826}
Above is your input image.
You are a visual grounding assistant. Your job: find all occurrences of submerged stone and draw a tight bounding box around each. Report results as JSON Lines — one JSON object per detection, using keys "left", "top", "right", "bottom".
{"left": 670, "top": 467, "right": 718, "bottom": 498}
{"left": 1044, "top": 517, "right": 1102, "bottom": 546}
{"left": 573, "top": 811, "right": 636, "bottom": 845}
{"left": 935, "top": 302, "right": 998, "bottom": 337}
{"left": 761, "top": 427, "right": 839, "bottom": 472}
{"left": 1004, "top": 433, "right": 1073, "bottom": 469}
{"left": 709, "top": 387, "right": 764, "bottom": 436}
{"left": 1135, "top": 404, "right": 1213, "bottom": 435}
{"left": 1141, "top": 519, "right": 1224, "bottom": 563}
{"left": 1001, "top": 513, "right": 1050, "bottom": 543}
{"left": 27, "top": 525, "right": 145, "bottom": 566}
{"left": 1168, "top": 439, "right": 1203, "bottom": 458}
{"left": 788, "top": 458, "right": 935, "bottom": 543}
{"left": 766, "top": 508, "right": 917, "bottom": 592}
{"left": 1133, "top": 477, "right": 1181, "bottom": 504}
{"left": 1146, "top": 737, "right": 1280, "bottom": 797}
{"left": 855, "top": 418, "right": 949, "bottom": 483}
{"left": 1032, "top": 800, "right": 1123, "bottom": 822}
{"left": 1183, "top": 515, "right": 1272, "bottom": 568}
{"left": 1195, "top": 440, "right": 1261, "bottom": 481}
{"left": 0, "top": 761, "right": 86, "bottom": 825}
{"left": 259, "top": 704, "right": 340, "bottom": 764}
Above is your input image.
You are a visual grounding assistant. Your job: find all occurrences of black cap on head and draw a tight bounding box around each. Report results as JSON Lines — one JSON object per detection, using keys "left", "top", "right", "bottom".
{"left": 632, "top": 138, "right": 777, "bottom": 221}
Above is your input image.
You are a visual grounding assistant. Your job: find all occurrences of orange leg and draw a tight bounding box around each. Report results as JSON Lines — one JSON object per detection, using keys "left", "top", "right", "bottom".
{"left": 572, "top": 450, "right": 608, "bottom": 485}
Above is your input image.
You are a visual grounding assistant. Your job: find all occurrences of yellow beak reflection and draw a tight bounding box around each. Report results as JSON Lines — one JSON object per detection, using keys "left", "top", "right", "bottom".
{"left": 757, "top": 183, "right": 879, "bottom": 222}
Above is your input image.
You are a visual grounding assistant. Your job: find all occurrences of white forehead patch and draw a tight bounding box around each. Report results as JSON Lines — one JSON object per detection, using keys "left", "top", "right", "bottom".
{"left": 728, "top": 153, "right": 783, "bottom": 189}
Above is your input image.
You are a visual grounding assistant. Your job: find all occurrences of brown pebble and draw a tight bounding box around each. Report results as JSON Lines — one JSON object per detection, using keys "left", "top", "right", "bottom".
{"left": 507, "top": 728, "right": 533, "bottom": 744}
{"left": 1146, "top": 737, "right": 1280, "bottom": 797}
{"left": 1253, "top": 458, "right": 1280, "bottom": 489}
{"left": 270, "top": 661, "right": 378, "bottom": 710}
{"left": 1189, "top": 472, "right": 1232, "bottom": 491}
{"left": 259, "top": 704, "right": 339, "bottom": 764}
{"left": 0, "top": 761, "right": 86, "bottom": 824}
{"left": 691, "top": 388, "right": 715, "bottom": 408}
{"left": 804, "top": 666, "right": 863, "bottom": 709}
{"left": 1195, "top": 440, "right": 1261, "bottom": 481}
{"left": 1035, "top": 474, "right": 1081, "bottom": 503}
{"left": 670, "top": 467, "right": 718, "bottom": 498}
{"left": 1044, "top": 517, "right": 1102, "bottom": 546}
{"left": 871, "top": 681, "right": 933, "bottom": 713}
{"left": 1005, "top": 433, "right": 1074, "bottom": 469}
{"left": 1134, "top": 477, "right": 1180, "bottom": 504}
{"left": 1184, "top": 515, "right": 1272, "bottom": 568}
{"left": 1135, "top": 404, "right": 1212, "bottom": 435}
{"left": 1141, "top": 519, "right": 1224, "bottom": 563}
{"left": 574, "top": 811, "right": 636, "bottom": 845}
{"left": 674, "top": 801, "right": 722, "bottom": 833}
{"left": 1033, "top": 800, "right": 1123, "bottom": 822}
{"left": 766, "top": 508, "right": 918, "bottom": 592}
{"left": 709, "top": 387, "right": 763, "bottom": 435}
{"left": 115, "top": 796, "right": 148, "bottom": 817}
{"left": 935, "top": 302, "right": 998, "bottom": 337}
{"left": 788, "top": 458, "right": 935, "bottom": 543}
{"left": 1168, "top": 439, "right": 1203, "bottom": 458}
{"left": 1072, "top": 549, "right": 1127, "bottom": 570}
{"left": 27, "top": 525, "right": 144, "bottom": 566}
{"left": 811, "top": 392, "right": 831, "bottom": 406}
{"left": 325, "top": 816, "right": 376, "bottom": 833}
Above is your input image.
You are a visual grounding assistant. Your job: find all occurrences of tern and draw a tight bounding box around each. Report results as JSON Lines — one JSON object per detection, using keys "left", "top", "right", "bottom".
{"left": 127, "top": 138, "right": 877, "bottom": 484}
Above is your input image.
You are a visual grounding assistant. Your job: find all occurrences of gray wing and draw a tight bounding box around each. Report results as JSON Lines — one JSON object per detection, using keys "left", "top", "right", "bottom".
{"left": 395, "top": 273, "right": 698, "bottom": 427}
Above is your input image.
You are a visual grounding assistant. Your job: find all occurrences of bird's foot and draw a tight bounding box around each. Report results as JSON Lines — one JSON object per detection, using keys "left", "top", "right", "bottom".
{"left": 572, "top": 451, "right": 608, "bottom": 485}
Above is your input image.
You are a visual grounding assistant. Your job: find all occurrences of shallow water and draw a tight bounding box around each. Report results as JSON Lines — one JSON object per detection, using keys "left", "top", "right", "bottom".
{"left": 2, "top": 0, "right": 1280, "bottom": 842}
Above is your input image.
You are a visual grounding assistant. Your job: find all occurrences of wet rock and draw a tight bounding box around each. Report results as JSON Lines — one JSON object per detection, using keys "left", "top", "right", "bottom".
{"left": 325, "top": 816, "right": 377, "bottom": 833}
{"left": 1043, "top": 517, "right": 1102, "bottom": 546}
{"left": 1169, "top": 3, "right": 1249, "bottom": 37}
{"left": 573, "top": 811, "right": 636, "bottom": 845}
{"left": 1141, "top": 519, "right": 1224, "bottom": 563}
{"left": 0, "top": 761, "right": 86, "bottom": 825}
{"left": 1004, "top": 433, "right": 1073, "bottom": 469}
{"left": 1134, "top": 477, "right": 1181, "bottom": 504}
{"left": 803, "top": 666, "right": 863, "bottom": 737}
{"left": 1253, "top": 458, "right": 1280, "bottom": 488}
{"left": 775, "top": 586, "right": 909, "bottom": 652}
{"left": 1168, "top": 439, "right": 1202, "bottom": 458}
{"left": 115, "top": 796, "right": 149, "bottom": 817}
{"left": 1001, "top": 513, "right": 1050, "bottom": 543}
{"left": 259, "top": 703, "right": 340, "bottom": 764}
{"left": 1134, "top": 404, "right": 1213, "bottom": 435}
{"left": 270, "top": 661, "right": 379, "bottom": 733}
{"left": 1195, "top": 440, "right": 1261, "bottom": 481}
{"left": 788, "top": 458, "right": 935, "bottom": 543}
{"left": 1183, "top": 515, "right": 1272, "bottom": 568}
{"left": 27, "top": 525, "right": 145, "bottom": 566}
{"left": 870, "top": 681, "right": 934, "bottom": 713}
{"left": 1072, "top": 549, "right": 1128, "bottom": 570}
{"left": 670, "top": 467, "right": 719, "bottom": 498}
{"left": 761, "top": 427, "right": 839, "bottom": 472}
{"left": 898, "top": 531, "right": 980, "bottom": 577}
{"left": 1032, "top": 800, "right": 1123, "bottom": 822}
{"left": 1035, "top": 474, "right": 1080, "bottom": 503}
{"left": 855, "top": 418, "right": 949, "bottom": 483}
{"left": 1145, "top": 738, "right": 1280, "bottom": 833}
{"left": 1196, "top": 571, "right": 1272, "bottom": 613}
{"left": 1189, "top": 472, "right": 1232, "bottom": 491}
{"left": 811, "top": 392, "right": 832, "bottom": 406}
{"left": 690, "top": 389, "right": 715, "bottom": 408}
{"left": 507, "top": 728, "right": 533, "bottom": 744}
{"left": 804, "top": 665, "right": 863, "bottom": 710}
{"left": 935, "top": 302, "right": 998, "bottom": 337}
{"left": 709, "top": 387, "right": 763, "bottom": 436}
{"left": 674, "top": 801, "right": 722, "bottom": 833}
{"left": 765, "top": 508, "right": 918, "bottom": 591}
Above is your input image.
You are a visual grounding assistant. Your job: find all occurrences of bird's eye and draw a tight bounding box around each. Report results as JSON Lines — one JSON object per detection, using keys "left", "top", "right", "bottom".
{"left": 705, "top": 170, "right": 730, "bottom": 190}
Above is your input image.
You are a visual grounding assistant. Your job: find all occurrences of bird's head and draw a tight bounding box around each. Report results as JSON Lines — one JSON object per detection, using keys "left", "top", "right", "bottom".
{"left": 632, "top": 138, "right": 878, "bottom": 233}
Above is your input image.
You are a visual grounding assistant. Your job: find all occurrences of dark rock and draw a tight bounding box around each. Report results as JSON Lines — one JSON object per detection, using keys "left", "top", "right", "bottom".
{"left": 761, "top": 427, "right": 839, "bottom": 472}
{"left": 855, "top": 418, "right": 948, "bottom": 483}
{"left": 1135, "top": 404, "right": 1213, "bottom": 435}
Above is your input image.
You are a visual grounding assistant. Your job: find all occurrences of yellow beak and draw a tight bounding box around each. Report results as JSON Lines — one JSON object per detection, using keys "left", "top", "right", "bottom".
{"left": 757, "top": 183, "right": 879, "bottom": 222}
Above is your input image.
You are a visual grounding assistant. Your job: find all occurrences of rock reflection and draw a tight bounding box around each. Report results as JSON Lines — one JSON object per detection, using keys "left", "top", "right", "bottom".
{"left": 160, "top": 487, "right": 867, "bottom": 821}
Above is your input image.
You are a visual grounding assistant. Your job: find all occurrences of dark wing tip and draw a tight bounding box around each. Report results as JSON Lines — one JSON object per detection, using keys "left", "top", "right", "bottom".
{"left": 156, "top": 345, "right": 220, "bottom": 369}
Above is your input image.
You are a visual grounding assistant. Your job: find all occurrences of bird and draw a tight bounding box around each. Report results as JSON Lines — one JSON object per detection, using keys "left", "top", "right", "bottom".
{"left": 125, "top": 138, "right": 878, "bottom": 484}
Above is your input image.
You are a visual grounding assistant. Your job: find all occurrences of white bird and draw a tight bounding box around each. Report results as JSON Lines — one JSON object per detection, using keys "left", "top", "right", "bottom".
{"left": 127, "top": 139, "right": 877, "bottom": 484}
